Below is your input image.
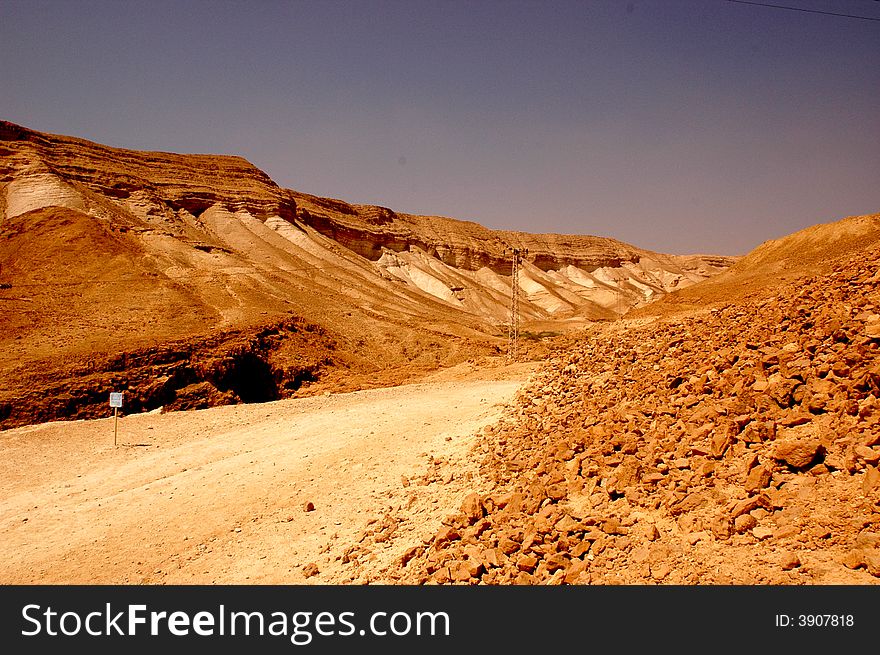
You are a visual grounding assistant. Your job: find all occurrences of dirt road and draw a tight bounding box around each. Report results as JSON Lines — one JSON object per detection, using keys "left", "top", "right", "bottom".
{"left": 0, "top": 373, "right": 532, "bottom": 584}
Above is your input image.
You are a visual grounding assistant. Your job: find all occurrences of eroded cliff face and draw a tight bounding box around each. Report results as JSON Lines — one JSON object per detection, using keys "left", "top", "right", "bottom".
{"left": 291, "top": 189, "right": 737, "bottom": 318}
{"left": 292, "top": 189, "right": 733, "bottom": 275}
{"left": 0, "top": 120, "right": 297, "bottom": 234}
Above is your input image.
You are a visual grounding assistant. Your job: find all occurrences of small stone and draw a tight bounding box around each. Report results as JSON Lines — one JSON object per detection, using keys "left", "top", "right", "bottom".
{"left": 773, "top": 525, "right": 799, "bottom": 540}
{"left": 671, "top": 492, "right": 707, "bottom": 516}
{"left": 434, "top": 526, "right": 461, "bottom": 547}
{"left": 460, "top": 493, "right": 484, "bottom": 523}
{"left": 462, "top": 559, "right": 483, "bottom": 579}
{"left": 400, "top": 546, "right": 422, "bottom": 567}
{"left": 545, "top": 553, "right": 569, "bottom": 573}
{"left": 514, "top": 571, "right": 533, "bottom": 585}
{"left": 640, "top": 523, "right": 660, "bottom": 541}
{"left": 779, "top": 413, "right": 813, "bottom": 428}
{"left": 302, "top": 563, "right": 319, "bottom": 578}
{"left": 841, "top": 550, "right": 866, "bottom": 570}
{"left": 547, "top": 483, "right": 567, "bottom": 501}
{"left": 481, "top": 548, "right": 501, "bottom": 568}
{"left": 750, "top": 508, "right": 770, "bottom": 521}
{"left": 564, "top": 560, "right": 589, "bottom": 584}
{"left": 571, "top": 541, "right": 591, "bottom": 558}
{"left": 741, "top": 421, "right": 775, "bottom": 443}
{"left": 734, "top": 514, "right": 757, "bottom": 533}
{"left": 855, "top": 446, "right": 880, "bottom": 465}
{"left": 303, "top": 501, "right": 315, "bottom": 512}
{"left": 651, "top": 562, "right": 671, "bottom": 580}
{"left": 863, "top": 467, "right": 880, "bottom": 495}
{"left": 711, "top": 425, "right": 734, "bottom": 458}
{"left": 431, "top": 567, "right": 451, "bottom": 584}
{"left": 752, "top": 526, "right": 774, "bottom": 540}
{"left": 448, "top": 563, "right": 470, "bottom": 583}
{"left": 856, "top": 532, "right": 880, "bottom": 549}
{"left": 742, "top": 453, "right": 760, "bottom": 474}
{"left": 809, "top": 464, "right": 829, "bottom": 477}
{"left": 810, "top": 525, "right": 832, "bottom": 540}
{"left": 774, "top": 438, "right": 822, "bottom": 468}
{"left": 601, "top": 517, "right": 626, "bottom": 535}
{"left": 766, "top": 487, "right": 787, "bottom": 509}
{"left": 556, "top": 515, "right": 581, "bottom": 533}
{"left": 744, "top": 465, "right": 772, "bottom": 493}
{"left": 711, "top": 516, "right": 733, "bottom": 539}
{"left": 730, "top": 493, "right": 771, "bottom": 518}
{"left": 517, "top": 554, "right": 538, "bottom": 572}
{"left": 779, "top": 551, "right": 801, "bottom": 570}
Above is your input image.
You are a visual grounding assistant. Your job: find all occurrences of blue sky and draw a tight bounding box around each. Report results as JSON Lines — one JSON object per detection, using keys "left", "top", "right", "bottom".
{"left": 2, "top": 0, "right": 878, "bottom": 254}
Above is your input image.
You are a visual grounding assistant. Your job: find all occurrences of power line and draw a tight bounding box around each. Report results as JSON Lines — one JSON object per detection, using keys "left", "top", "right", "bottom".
{"left": 724, "top": 0, "right": 880, "bottom": 21}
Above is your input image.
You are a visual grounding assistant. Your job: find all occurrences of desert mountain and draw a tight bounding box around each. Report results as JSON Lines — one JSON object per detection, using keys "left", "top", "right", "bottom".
{"left": 0, "top": 120, "right": 733, "bottom": 428}
{"left": 291, "top": 189, "right": 733, "bottom": 322}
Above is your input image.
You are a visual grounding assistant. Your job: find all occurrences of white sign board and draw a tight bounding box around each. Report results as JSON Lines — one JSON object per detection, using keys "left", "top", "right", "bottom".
{"left": 109, "top": 392, "right": 124, "bottom": 408}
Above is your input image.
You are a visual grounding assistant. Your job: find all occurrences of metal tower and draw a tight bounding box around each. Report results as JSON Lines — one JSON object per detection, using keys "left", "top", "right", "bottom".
{"left": 506, "top": 247, "right": 526, "bottom": 361}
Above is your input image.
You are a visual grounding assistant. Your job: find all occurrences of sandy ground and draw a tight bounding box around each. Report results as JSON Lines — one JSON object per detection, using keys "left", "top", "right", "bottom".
{"left": 0, "top": 365, "right": 537, "bottom": 584}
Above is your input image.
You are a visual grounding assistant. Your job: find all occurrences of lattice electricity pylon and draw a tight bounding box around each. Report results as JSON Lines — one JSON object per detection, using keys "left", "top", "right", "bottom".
{"left": 504, "top": 247, "right": 527, "bottom": 361}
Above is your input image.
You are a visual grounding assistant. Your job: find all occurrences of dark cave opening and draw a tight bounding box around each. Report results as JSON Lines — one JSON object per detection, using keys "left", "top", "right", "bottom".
{"left": 218, "top": 352, "right": 279, "bottom": 403}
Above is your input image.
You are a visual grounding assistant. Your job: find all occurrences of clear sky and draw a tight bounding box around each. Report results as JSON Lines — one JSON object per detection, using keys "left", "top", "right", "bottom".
{"left": 1, "top": 0, "right": 878, "bottom": 255}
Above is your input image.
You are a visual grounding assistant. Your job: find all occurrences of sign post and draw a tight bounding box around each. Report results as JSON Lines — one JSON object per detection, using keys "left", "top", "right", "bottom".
{"left": 109, "top": 392, "right": 124, "bottom": 446}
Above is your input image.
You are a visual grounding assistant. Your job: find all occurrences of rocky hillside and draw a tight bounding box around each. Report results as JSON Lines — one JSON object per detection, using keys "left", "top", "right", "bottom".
{"left": 0, "top": 120, "right": 733, "bottom": 428}
{"left": 0, "top": 120, "right": 296, "bottom": 225}
{"left": 637, "top": 213, "right": 880, "bottom": 316}
{"left": 292, "top": 189, "right": 734, "bottom": 322}
{"left": 395, "top": 240, "right": 880, "bottom": 584}
{"left": 0, "top": 120, "right": 735, "bottom": 330}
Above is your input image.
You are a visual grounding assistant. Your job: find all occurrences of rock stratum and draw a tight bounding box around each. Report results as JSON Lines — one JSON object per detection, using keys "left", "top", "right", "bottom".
{"left": 292, "top": 189, "right": 733, "bottom": 318}
{"left": 0, "top": 120, "right": 733, "bottom": 428}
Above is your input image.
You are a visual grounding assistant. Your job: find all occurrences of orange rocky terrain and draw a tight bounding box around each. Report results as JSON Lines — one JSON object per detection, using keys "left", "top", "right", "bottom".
{"left": 3, "top": 119, "right": 877, "bottom": 589}
{"left": 0, "top": 121, "right": 733, "bottom": 429}
{"left": 390, "top": 218, "right": 880, "bottom": 584}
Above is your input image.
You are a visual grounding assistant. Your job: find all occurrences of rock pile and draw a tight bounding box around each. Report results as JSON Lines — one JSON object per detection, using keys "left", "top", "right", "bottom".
{"left": 399, "top": 245, "right": 880, "bottom": 584}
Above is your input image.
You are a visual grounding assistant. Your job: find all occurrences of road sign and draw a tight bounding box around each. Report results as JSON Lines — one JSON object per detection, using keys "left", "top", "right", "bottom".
{"left": 109, "top": 392, "right": 123, "bottom": 446}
